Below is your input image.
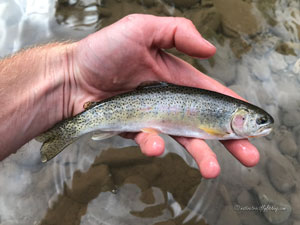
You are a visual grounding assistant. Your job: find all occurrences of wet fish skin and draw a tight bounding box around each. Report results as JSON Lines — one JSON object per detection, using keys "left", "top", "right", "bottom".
{"left": 37, "top": 83, "right": 274, "bottom": 162}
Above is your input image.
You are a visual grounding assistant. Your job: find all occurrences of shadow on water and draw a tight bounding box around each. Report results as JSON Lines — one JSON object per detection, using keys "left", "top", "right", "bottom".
{"left": 40, "top": 147, "right": 206, "bottom": 225}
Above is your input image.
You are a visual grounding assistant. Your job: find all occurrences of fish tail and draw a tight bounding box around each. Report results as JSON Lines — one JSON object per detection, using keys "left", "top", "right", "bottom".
{"left": 40, "top": 137, "right": 77, "bottom": 163}
{"left": 35, "top": 127, "right": 60, "bottom": 143}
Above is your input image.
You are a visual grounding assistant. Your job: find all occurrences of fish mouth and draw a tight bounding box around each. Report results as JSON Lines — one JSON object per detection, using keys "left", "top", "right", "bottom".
{"left": 257, "top": 126, "right": 273, "bottom": 136}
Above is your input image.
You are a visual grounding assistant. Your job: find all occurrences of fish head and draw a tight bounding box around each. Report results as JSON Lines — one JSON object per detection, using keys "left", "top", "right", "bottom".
{"left": 231, "top": 107, "right": 274, "bottom": 138}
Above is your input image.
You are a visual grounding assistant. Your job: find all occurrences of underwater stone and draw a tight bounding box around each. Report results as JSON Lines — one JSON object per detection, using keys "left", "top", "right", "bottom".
{"left": 208, "top": 51, "right": 237, "bottom": 84}
{"left": 139, "top": 0, "right": 156, "bottom": 7}
{"left": 266, "top": 157, "right": 296, "bottom": 193}
{"left": 278, "top": 134, "right": 298, "bottom": 157}
{"left": 250, "top": 58, "right": 271, "bottom": 81}
{"left": 213, "top": 0, "right": 261, "bottom": 36}
{"left": 284, "top": 54, "right": 297, "bottom": 65}
{"left": 189, "top": 6, "right": 221, "bottom": 35}
{"left": 228, "top": 84, "right": 245, "bottom": 98}
{"left": 294, "top": 124, "right": 300, "bottom": 146}
{"left": 163, "top": 0, "right": 199, "bottom": 8}
{"left": 153, "top": 221, "right": 176, "bottom": 225}
{"left": 240, "top": 168, "right": 261, "bottom": 189}
{"left": 239, "top": 211, "right": 269, "bottom": 225}
{"left": 282, "top": 110, "right": 300, "bottom": 127}
{"left": 253, "top": 185, "right": 292, "bottom": 224}
{"left": 293, "top": 58, "right": 300, "bottom": 75}
{"left": 201, "top": 0, "right": 214, "bottom": 7}
{"left": 216, "top": 205, "right": 241, "bottom": 225}
{"left": 269, "top": 52, "right": 288, "bottom": 72}
{"left": 275, "top": 42, "right": 297, "bottom": 56}
{"left": 237, "top": 190, "right": 255, "bottom": 206}
{"left": 285, "top": 155, "right": 300, "bottom": 171}
{"left": 291, "top": 192, "right": 300, "bottom": 219}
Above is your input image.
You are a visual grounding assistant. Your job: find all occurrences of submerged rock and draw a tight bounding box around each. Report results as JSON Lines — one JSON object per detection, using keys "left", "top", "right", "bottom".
{"left": 139, "top": 0, "right": 156, "bottom": 8}
{"left": 278, "top": 134, "right": 298, "bottom": 157}
{"left": 216, "top": 205, "right": 241, "bottom": 225}
{"left": 275, "top": 42, "right": 297, "bottom": 56}
{"left": 282, "top": 110, "right": 300, "bottom": 127}
{"left": 291, "top": 191, "right": 300, "bottom": 220}
{"left": 237, "top": 190, "right": 255, "bottom": 207}
{"left": 187, "top": 6, "right": 221, "bottom": 37}
{"left": 293, "top": 58, "right": 300, "bottom": 75}
{"left": 163, "top": 0, "right": 199, "bottom": 8}
{"left": 239, "top": 212, "right": 269, "bottom": 225}
{"left": 269, "top": 52, "right": 288, "bottom": 72}
{"left": 276, "top": 128, "right": 299, "bottom": 157}
{"left": 266, "top": 157, "right": 296, "bottom": 193}
{"left": 252, "top": 185, "right": 292, "bottom": 224}
{"left": 213, "top": 0, "right": 261, "bottom": 37}
{"left": 249, "top": 57, "right": 272, "bottom": 81}
{"left": 201, "top": 0, "right": 214, "bottom": 7}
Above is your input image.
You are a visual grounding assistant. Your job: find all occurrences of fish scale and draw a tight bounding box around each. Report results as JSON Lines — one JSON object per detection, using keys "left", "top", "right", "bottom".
{"left": 36, "top": 83, "right": 274, "bottom": 162}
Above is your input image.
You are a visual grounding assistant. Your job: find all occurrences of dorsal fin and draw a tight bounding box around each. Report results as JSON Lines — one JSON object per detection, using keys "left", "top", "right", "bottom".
{"left": 83, "top": 101, "right": 99, "bottom": 110}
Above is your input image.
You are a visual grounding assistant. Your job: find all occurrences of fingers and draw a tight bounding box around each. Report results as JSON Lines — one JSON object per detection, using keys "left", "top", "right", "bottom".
{"left": 134, "top": 132, "right": 165, "bottom": 157}
{"left": 125, "top": 132, "right": 258, "bottom": 177}
{"left": 175, "top": 137, "right": 221, "bottom": 179}
{"left": 124, "top": 14, "right": 216, "bottom": 58}
{"left": 221, "top": 139, "right": 260, "bottom": 167}
{"left": 123, "top": 132, "right": 220, "bottom": 178}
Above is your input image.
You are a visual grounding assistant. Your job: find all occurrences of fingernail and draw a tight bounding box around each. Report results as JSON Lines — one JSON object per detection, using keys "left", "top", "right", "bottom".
{"left": 202, "top": 38, "right": 215, "bottom": 48}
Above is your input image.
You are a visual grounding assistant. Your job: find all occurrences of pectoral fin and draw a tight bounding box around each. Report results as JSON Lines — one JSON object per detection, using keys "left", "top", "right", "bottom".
{"left": 91, "top": 131, "right": 120, "bottom": 141}
{"left": 40, "top": 137, "right": 77, "bottom": 163}
{"left": 199, "top": 126, "right": 228, "bottom": 137}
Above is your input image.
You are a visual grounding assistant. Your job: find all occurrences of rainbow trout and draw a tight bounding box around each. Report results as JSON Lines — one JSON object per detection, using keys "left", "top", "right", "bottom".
{"left": 36, "top": 83, "right": 274, "bottom": 162}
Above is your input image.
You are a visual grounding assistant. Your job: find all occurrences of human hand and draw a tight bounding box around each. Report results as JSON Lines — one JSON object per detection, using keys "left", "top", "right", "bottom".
{"left": 67, "top": 14, "right": 259, "bottom": 178}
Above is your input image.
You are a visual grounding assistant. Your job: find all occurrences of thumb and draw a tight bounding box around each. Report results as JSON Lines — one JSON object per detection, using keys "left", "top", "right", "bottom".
{"left": 137, "top": 14, "right": 216, "bottom": 58}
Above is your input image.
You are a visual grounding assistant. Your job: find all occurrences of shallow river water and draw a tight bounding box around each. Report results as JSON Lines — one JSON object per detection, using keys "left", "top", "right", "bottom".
{"left": 0, "top": 0, "right": 299, "bottom": 225}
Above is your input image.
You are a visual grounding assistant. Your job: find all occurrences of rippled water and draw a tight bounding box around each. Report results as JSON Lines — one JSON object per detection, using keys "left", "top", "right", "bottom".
{"left": 0, "top": 0, "right": 299, "bottom": 225}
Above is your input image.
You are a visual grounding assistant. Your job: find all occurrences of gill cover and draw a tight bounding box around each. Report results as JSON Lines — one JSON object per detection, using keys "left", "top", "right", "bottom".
{"left": 231, "top": 108, "right": 249, "bottom": 137}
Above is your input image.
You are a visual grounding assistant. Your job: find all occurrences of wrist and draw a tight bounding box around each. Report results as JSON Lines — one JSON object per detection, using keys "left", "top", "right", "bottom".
{"left": 0, "top": 43, "right": 76, "bottom": 157}
{"left": 44, "top": 42, "right": 77, "bottom": 120}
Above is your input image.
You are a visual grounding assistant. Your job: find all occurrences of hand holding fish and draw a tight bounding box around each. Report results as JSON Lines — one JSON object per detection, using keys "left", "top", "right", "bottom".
{"left": 67, "top": 14, "right": 266, "bottom": 178}
{"left": 0, "top": 14, "right": 272, "bottom": 178}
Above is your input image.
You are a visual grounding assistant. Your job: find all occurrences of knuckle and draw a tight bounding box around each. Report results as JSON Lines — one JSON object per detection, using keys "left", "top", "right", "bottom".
{"left": 175, "top": 17, "right": 194, "bottom": 27}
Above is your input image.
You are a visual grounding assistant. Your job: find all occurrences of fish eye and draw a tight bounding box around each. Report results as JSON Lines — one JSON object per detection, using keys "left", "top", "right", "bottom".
{"left": 256, "top": 116, "right": 268, "bottom": 125}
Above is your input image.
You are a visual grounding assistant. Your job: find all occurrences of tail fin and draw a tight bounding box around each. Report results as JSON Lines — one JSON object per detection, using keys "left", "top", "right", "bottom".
{"left": 40, "top": 137, "right": 77, "bottom": 163}
{"left": 40, "top": 131, "right": 119, "bottom": 162}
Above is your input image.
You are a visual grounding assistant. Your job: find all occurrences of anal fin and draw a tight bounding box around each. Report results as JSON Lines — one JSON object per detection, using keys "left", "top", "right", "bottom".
{"left": 91, "top": 131, "right": 120, "bottom": 141}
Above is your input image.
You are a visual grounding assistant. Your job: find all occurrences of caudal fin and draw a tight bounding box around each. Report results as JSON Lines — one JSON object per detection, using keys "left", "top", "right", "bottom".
{"left": 40, "top": 131, "right": 120, "bottom": 162}
{"left": 40, "top": 137, "right": 77, "bottom": 163}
